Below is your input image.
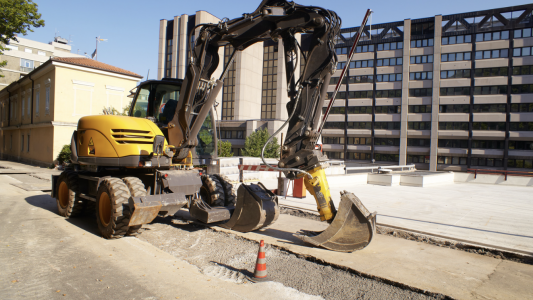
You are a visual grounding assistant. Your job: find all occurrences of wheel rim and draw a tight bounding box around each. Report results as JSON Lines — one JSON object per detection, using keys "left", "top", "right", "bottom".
{"left": 99, "top": 192, "right": 111, "bottom": 227}
{"left": 58, "top": 181, "right": 69, "bottom": 208}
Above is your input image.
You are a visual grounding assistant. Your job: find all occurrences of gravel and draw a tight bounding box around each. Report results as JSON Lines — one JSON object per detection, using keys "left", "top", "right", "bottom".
{"left": 139, "top": 217, "right": 448, "bottom": 300}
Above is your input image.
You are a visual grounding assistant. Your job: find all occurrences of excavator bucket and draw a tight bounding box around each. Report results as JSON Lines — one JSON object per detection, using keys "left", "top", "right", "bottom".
{"left": 295, "top": 191, "right": 376, "bottom": 252}
{"left": 221, "top": 182, "right": 279, "bottom": 232}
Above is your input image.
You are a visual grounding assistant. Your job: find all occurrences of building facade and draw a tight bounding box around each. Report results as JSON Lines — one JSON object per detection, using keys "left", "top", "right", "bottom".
{"left": 160, "top": 5, "right": 533, "bottom": 171}
{"left": 0, "top": 57, "right": 142, "bottom": 167}
{"left": 1, "top": 36, "right": 84, "bottom": 90}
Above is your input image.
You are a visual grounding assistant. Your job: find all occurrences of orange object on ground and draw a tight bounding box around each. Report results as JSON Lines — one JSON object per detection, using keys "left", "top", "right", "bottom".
{"left": 293, "top": 178, "right": 306, "bottom": 198}
{"left": 251, "top": 240, "right": 269, "bottom": 282}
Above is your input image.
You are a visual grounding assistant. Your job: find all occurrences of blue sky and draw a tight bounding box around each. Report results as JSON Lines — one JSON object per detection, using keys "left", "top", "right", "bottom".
{"left": 23, "top": 0, "right": 532, "bottom": 79}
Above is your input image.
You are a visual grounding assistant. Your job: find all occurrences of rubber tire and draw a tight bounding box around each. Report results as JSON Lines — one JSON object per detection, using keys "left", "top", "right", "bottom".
{"left": 95, "top": 178, "right": 132, "bottom": 239}
{"left": 200, "top": 175, "right": 225, "bottom": 206}
{"left": 214, "top": 174, "right": 237, "bottom": 206}
{"left": 56, "top": 171, "right": 84, "bottom": 218}
{"left": 122, "top": 177, "right": 146, "bottom": 236}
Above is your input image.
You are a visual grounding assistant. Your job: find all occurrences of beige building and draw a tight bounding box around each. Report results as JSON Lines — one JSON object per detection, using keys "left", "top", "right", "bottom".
{"left": 1, "top": 36, "right": 84, "bottom": 90}
{"left": 0, "top": 57, "right": 143, "bottom": 167}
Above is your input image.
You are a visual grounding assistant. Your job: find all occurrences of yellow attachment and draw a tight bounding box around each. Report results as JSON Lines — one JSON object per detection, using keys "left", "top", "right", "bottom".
{"left": 303, "top": 166, "right": 335, "bottom": 222}
{"left": 173, "top": 150, "right": 194, "bottom": 167}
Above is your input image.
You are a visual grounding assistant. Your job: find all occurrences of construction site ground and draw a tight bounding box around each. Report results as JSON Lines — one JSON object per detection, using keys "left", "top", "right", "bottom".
{"left": 1, "top": 160, "right": 532, "bottom": 299}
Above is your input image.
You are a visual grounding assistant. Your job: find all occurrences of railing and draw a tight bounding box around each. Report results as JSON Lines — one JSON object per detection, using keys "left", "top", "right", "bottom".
{"left": 467, "top": 168, "right": 533, "bottom": 181}
{"left": 345, "top": 164, "right": 416, "bottom": 174}
{"left": 20, "top": 66, "right": 34, "bottom": 73}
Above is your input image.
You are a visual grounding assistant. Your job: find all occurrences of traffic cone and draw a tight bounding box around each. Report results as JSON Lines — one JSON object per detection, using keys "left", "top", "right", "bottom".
{"left": 250, "top": 240, "right": 269, "bottom": 282}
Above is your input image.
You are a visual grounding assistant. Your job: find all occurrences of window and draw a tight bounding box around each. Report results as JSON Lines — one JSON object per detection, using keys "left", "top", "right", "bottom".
{"left": 471, "top": 157, "right": 504, "bottom": 167}
{"left": 38, "top": 51, "right": 45, "bottom": 56}
{"left": 329, "top": 90, "right": 373, "bottom": 99}
{"left": 441, "top": 52, "right": 472, "bottom": 62}
{"left": 20, "top": 59, "right": 34, "bottom": 72}
{"left": 323, "top": 122, "right": 345, "bottom": 129}
{"left": 376, "top": 74, "right": 402, "bottom": 82}
{"left": 513, "top": 47, "right": 533, "bottom": 57}
{"left": 322, "top": 106, "right": 345, "bottom": 114}
{"left": 439, "top": 104, "right": 469, "bottom": 113}
{"left": 408, "top": 122, "right": 431, "bottom": 130}
{"left": 440, "top": 87, "right": 470, "bottom": 96}
{"left": 27, "top": 135, "right": 30, "bottom": 152}
{"left": 438, "top": 139, "right": 468, "bottom": 148}
{"left": 347, "top": 137, "right": 372, "bottom": 145}
{"left": 220, "top": 129, "right": 245, "bottom": 139}
{"left": 5, "top": 44, "right": 18, "bottom": 51}
{"left": 513, "top": 65, "right": 533, "bottom": 75}
{"left": 442, "top": 35, "right": 472, "bottom": 45}
{"left": 472, "top": 122, "right": 506, "bottom": 130}
{"left": 509, "top": 141, "right": 533, "bottom": 150}
{"left": 410, "top": 71, "right": 433, "bottom": 80}
{"left": 473, "top": 104, "right": 506, "bottom": 112}
{"left": 475, "top": 67, "right": 508, "bottom": 77}
{"left": 410, "top": 55, "right": 433, "bottom": 64}
{"left": 511, "top": 103, "right": 533, "bottom": 112}
{"left": 475, "top": 31, "right": 509, "bottom": 41}
{"left": 407, "top": 139, "right": 431, "bottom": 147}
{"left": 347, "top": 152, "right": 371, "bottom": 160}
{"left": 407, "top": 155, "right": 430, "bottom": 163}
{"left": 261, "top": 44, "right": 277, "bottom": 119}
{"left": 514, "top": 28, "right": 533, "bottom": 38}
{"left": 325, "top": 151, "right": 344, "bottom": 159}
{"left": 45, "top": 85, "right": 50, "bottom": 114}
{"left": 222, "top": 45, "right": 236, "bottom": 120}
{"left": 441, "top": 69, "right": 471, "bottom": 79}
{"left": 473, "top": 85, "right": 508, "bottom": 95}
{"left": 165, "top": 39, "right": 172, "bottom": 78}
{"left": 337, "top": 62, "right": 346, "bottom": 69}
{"left": 375, "top": 89, "right": 401, "bottom": 98}
{"left": 377, "top": 42, "right": 403, "bottom": 51}
{"left": 374, "top": 122, "right": 401, "bottom": 130}
{"left": 509, "top": 122, "right": 533, "bottom": 131}
{"left": 346, "top": 106, "right": 370, "bottom": 114}
{"left": 376, "top": 57, "right": 403, "bottom": 66}
{"left": 511, "top": 84, "right": 533, "bottom": 94}
{"left": 507, "top": 159, "right": 533, "bottom": 169}
{"left": 471, "top": 140, "right": 505, "bottom": 149}
{"left": 335, "top": 47, "right": 348, "bottom": 55}
{"left": 437, "top": 156, "right": 468, "bottom": 165}
{"left": 474, "top": 49, "right": 509, "bottom": 59}
{"left": 21, "top": 97, "right": 24, "bottom": 118}
{"left": 27, "top": 94, "right": 30, "bottom": 116}
{"left": 410, "top": 39, "right": 434, "bottom": 48}
{"left": 347, "top": 75, "right": 374, "bottom": 84}
{"left": 355, "top": 44, "right": 375, "bottom": 53}
{"left": 35, "top": 90, "right": 40, "bottom": 115}
{"left": 411, "top": 22, "right": 434, "bottom": 36}
{"left": 408, "top": 105, "right": 432, "bottom": 113}
{"left": 409, "top": 88, "right": 433, "bottom": 97}
{"left": 322, "top": 137, "right": 344, "bottom": 144}
{"left": 374, "top": 106, "right": 401, "bottom": 114}
{"left": 349, "top": 59, "right": 374, "bottom": 69}
{"left": 438, "top": 122, "right": 469, "bottom": 130}
{"left": 374, "top": 138, "right": 400, "bottom": 146}
{"left": 24, "top": 48, "right": 32, "bottom": 53}
{"left": 374, "top": 153, "right": 399, "bottom": 162}
{"left": 21, "top": 135, "right": 24, "bottom": 152}
{"left": 347, "top": 122, "right": 372, "bottom": 129}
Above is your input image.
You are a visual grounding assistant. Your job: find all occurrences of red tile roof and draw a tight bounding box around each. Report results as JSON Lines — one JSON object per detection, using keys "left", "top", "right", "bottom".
{"left": 52, "top": 57, "right": 142, "bottom": 78}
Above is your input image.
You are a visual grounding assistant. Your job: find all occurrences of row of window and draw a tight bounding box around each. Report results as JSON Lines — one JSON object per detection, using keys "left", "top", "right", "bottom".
{"left": 408, "top": 138, "right": 431, "bottom": 147}
{"left": 409, "top": 88, "right": 433, "bottom": 97}
{"left": 408, "top": 122, "right": 431, "bottom": 130}
{"left": 475, "top": 31, "right": 510, "bottom": 42}
{"left": 3, "top": 88, "right": 50, "bottom": 122}
{"left": 219, "top": 129, "right": 244, "bottom": 139}
{"left": 324, "top": 138, "right": 533, "bottom": 150}
{"left": 377, "top": 42, "right": 403, "bottom": 51}
{"left": 375, "top": 138, "right": 400, "bottom": 146}
{"left": 410, "top": 71, "right": 433, "bottom": 81}
{"left": 409, "top": 105, "right": 431, "bottom": 113}
{"left": 377, "top": 57, "right": 403, "bottom": 66}
{"left": 377, "top": 74, "right": 402, "bottom": 82}
{"left": 441, "top": 52, "right": 471, "bottom": 62}
{"left": 326, "top": 121, "right": 533, "bottom": 131}
{"left": 410, "top": 55, "right": 434, "bottom": 64}
{"left": 410, "top": 39, "right": 434, "bottom": 48}
{"left": 323, "top": 106, "right": 401, "bottom": 114}
{"left": 513, "top": 47, "right": 533, "bottom": 57}
{"left": 322, "top": 137, "right": 373, "bottom": 145}
{"left": 441, "top": 35, "right": 471, "bottom": 45}
{"left": 475, "top": 49, "right": 509, "bottom": 60}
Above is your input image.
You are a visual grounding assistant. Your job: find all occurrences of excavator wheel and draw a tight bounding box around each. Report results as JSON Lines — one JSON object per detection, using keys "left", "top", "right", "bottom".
{"left": 122, "top": 177, "right": 147, "bottom": 236}
{"left": 56, "top": 171, "right": 84, "bottom": 218}
{"left": 200, "top": 175, "right": 226, "bottom": 206}
{"left": 95, "top": 178, "right": 132, "bottom": 239}
{"left": 214, "top": 174, "right": 236, "bottom": 206}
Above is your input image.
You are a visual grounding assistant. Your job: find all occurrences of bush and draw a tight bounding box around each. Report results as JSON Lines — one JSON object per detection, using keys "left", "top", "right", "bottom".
{"left": 242, "top": 128, "right": 279, "bottom": 158}
{"left": 56, "top": 144, "right": 71, "bottom": 165}
{"left": 218, "top": 140, "right": 233, "bottom": 157}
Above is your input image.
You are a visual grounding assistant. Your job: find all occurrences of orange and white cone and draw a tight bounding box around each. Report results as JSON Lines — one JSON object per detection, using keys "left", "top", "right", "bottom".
{"left": 251, "top": 240, "right": 269, "bottom": 282}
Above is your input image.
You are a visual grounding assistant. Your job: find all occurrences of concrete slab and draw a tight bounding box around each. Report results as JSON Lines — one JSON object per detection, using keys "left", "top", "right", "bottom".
{"left": 211, "top": 214, "right": 533, "bottom": 300}
{"left": 10, "top": 183, "right": 51, "bottom": 191}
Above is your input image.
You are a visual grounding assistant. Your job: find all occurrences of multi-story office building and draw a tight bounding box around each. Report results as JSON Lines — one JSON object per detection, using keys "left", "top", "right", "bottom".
{"left": 159, "top": 5, "right": 533, "bottom": 171}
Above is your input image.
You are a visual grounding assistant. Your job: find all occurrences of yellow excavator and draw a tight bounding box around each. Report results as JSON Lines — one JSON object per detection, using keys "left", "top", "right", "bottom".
{"left": 51, "top": 0, "right": 376, "bottom": 252}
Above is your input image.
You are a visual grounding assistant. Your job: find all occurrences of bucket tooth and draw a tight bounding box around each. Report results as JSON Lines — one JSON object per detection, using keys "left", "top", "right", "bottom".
{"left": 221, "top": 182, "right": 279, "bottom": 232}
{"left": 295, "top": 191, "right": 376, "bottom": 252}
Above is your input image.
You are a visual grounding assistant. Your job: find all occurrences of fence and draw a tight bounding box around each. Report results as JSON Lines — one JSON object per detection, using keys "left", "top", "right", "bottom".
{"left": 467, "top": 168, "right": 533, "bottom": 181}
{"left": 344, "top": 164, "right": 416, "bottom": 174}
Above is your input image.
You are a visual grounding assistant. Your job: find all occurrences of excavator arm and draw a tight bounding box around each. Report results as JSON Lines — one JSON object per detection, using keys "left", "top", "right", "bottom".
{"left": 172, "top": 0, "right": 376, "bottom": 252}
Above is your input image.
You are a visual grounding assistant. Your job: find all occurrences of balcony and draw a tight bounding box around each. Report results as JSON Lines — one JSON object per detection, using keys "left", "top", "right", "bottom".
{"left": 20, "top": 66, "right": 34, "bottom": 73}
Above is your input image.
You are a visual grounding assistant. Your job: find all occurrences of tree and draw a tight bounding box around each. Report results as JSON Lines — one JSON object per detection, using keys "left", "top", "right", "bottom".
{"left": 102, "top": 100, "right": 132, "bottom": 116}
{"left": 242, "top": 128, "right": 280, "bottom": 158}
{"left": 217, "top": 140, "right": 233, "bottom": 157}
{"left": 0, "top": 0, "right": 45, "bottom": 77}
{"left": 56, "top": 144, "right": 71, "bottom": 165}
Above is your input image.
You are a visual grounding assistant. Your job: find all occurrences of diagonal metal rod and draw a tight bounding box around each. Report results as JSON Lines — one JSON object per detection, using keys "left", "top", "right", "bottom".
{"left": 319, "top": 8, "right": 373, "bottom": 134}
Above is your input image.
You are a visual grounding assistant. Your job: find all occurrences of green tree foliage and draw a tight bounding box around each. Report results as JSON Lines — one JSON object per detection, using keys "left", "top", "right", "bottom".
{"left": 217, "top": 140, "right": 233, "bottom": 157}
{"left": 56, "top": 144, "right": 71, "bottom": 165}
{"left": 101, "top": 101, "right": 132, "bottom": 116}
{"left": 0, "top": 0, "right": 45, "bottom": 76}
{"left": 242, "top": 128, "right": 280, "bottom": 158}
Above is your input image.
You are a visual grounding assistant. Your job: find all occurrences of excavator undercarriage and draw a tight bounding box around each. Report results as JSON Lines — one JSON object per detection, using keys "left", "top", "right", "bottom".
{"left": 51, "top": 0, "right": 375, "bottom": 252}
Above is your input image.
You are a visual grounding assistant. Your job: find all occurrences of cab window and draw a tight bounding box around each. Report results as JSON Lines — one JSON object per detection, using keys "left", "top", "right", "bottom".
{"left": 132, "top": 87, "right": 150, "bottom": 118}
{"left": 153, "top": 84, "right": 180, "bottom": 124}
